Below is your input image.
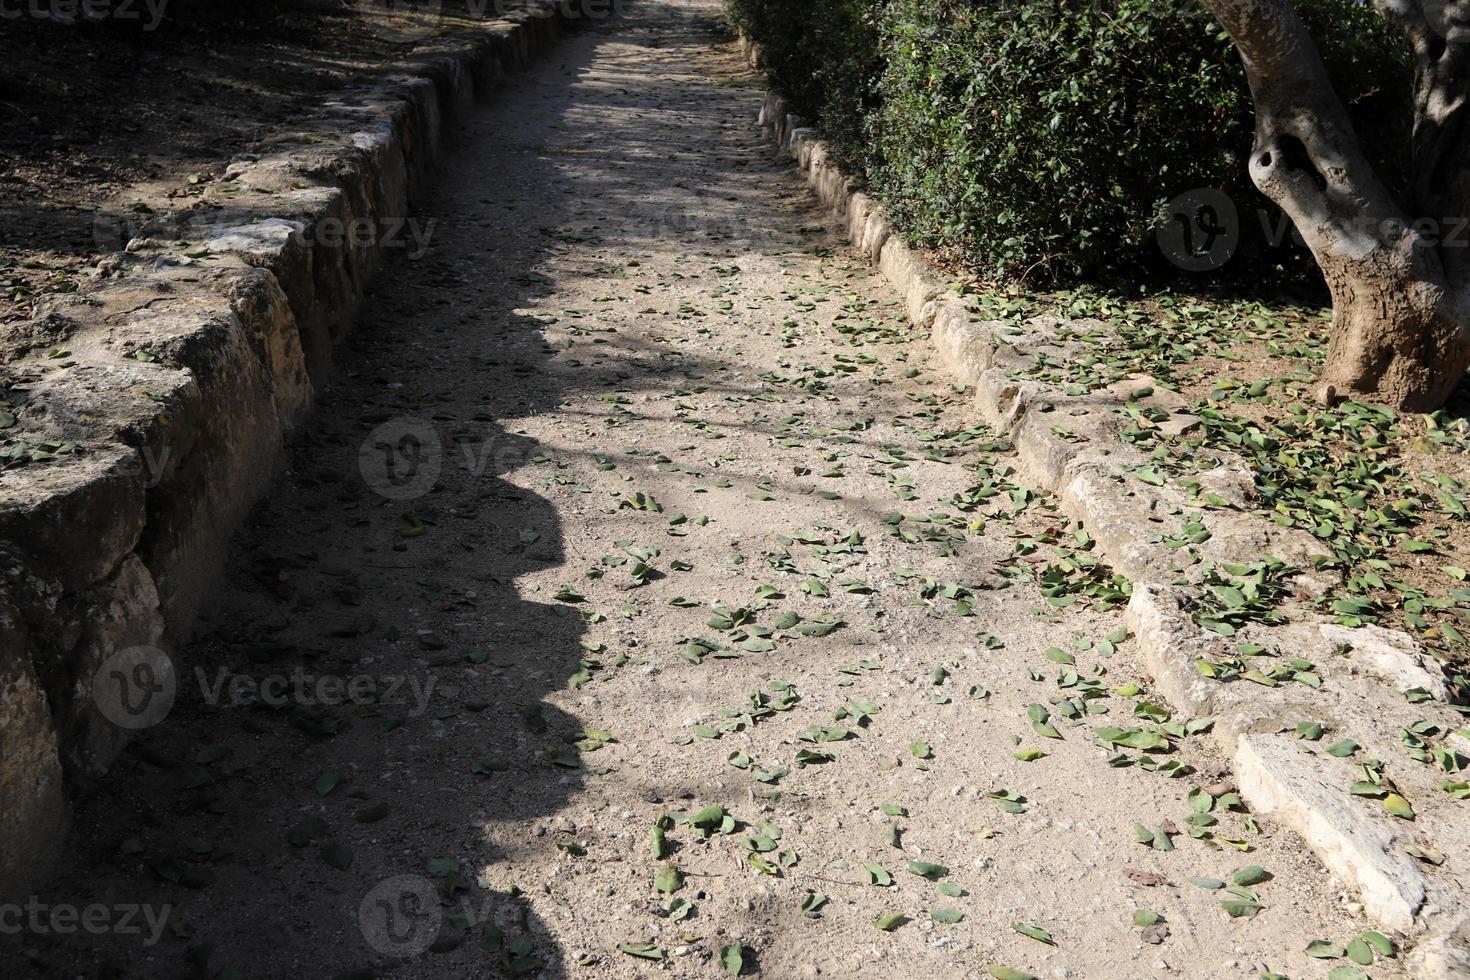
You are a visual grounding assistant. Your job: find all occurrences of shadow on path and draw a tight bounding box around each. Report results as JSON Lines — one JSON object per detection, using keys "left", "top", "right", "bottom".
{"left": 0, "top": 9, "right": 701, "bottom": 979}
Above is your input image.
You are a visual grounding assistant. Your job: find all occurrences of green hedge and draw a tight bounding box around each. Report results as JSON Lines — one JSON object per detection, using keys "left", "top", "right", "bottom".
{"left": 728, "top": 0, "right": 1410, "bottom": 284}
{"left": 724, "top": 0, "right": 882, "bottom": 167}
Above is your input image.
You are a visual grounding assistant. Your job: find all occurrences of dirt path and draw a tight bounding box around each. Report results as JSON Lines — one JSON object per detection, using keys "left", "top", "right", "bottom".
{"left": 8, "top": 4, "right": 1401, "bottom": 978}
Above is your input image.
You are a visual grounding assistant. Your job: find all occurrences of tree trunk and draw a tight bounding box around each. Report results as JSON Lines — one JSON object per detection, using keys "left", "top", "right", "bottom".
{"left": 1202, "top": 0, "right": 1470, "bottom": 411}
{"left": 1317, "top": 256, "right": 1470, "bottom": 410}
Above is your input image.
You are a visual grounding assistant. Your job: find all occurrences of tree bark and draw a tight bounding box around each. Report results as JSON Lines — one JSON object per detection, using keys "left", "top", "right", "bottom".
{"left": 1317, "top": 245, "right": 1470, "bottom": 410}
{"left": 1201, "top": 0, "right": 1470, "bottom": 410}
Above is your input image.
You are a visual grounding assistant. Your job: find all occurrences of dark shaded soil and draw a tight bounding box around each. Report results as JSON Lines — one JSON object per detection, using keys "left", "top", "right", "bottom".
{"left": 0, "top": 0, "right": 531, "bottom": 322}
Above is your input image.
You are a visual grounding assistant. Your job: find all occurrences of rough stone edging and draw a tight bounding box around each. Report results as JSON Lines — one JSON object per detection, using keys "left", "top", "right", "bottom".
{"left": 0, "top": 1, "right": 580, "bottom": 899}
{"left": 739, "top": 35, "right": 1468, "bottom": 975}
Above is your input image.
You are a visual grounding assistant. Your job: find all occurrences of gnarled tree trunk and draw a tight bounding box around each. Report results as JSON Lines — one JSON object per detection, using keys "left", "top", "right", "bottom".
{"left": 1202, "top": 0, "right": 1470, "bottom": 411}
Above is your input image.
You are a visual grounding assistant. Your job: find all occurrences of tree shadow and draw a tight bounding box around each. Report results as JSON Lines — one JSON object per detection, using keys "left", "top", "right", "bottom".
{"left": 0, "top": 2, "right": 565, "bottom": 258}
{"left": 1, "top": 11, "right": 610, "bottom": 980}
{"left": 1, "top": 3, "right": 815, "bottom": 976}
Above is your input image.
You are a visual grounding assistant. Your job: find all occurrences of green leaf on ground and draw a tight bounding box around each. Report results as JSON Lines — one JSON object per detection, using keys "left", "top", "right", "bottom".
{"left": 617, "top": 943, "right": 664, "bottom": 961}
{"left": 874, "top": 911, "right": 907, "bottom": 931}
{"left": 1012, "top": 922, "right": 1054, "bottom": 945}
{"left": 721, "top": 943, "right": 744, "bottom": 976}
{"left": 984, "top": 967, "right": 1037, "bottom": 980}
{"left": 907, "top": 860, "right": 949, "bottom": 879}
{"left": 654, "top": 863, "right": 683, "bottom": 894}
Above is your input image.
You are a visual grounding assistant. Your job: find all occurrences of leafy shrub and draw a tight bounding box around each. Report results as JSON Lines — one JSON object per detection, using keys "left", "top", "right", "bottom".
{"left": 870, "top": 0, "right": 1248, "bottom": 280}
{"left": 723, "top": 0, "right": 882, "bottom": 167}
{"left": 729, "top": 0, "right": 1410, "bottom": 285}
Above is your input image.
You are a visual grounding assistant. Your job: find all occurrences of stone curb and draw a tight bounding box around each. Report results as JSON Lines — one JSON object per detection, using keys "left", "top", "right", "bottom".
{"left": 741, "top": 37, "right": 1468, "bottom": 973}
{"left": 0, "top": 1, "right": 581, "bottom": 899}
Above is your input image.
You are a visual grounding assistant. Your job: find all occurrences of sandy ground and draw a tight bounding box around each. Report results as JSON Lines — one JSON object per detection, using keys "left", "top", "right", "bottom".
{"left": 3, "top": 4, "right": 1407, "bottom": 978}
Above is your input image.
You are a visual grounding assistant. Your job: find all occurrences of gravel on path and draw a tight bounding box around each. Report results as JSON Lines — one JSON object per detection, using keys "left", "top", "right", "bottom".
{"left": 7, "top": 4, "right": 1397, "bottom": 978}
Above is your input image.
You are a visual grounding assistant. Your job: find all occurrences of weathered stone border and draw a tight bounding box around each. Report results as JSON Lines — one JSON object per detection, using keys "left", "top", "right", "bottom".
{"left": 0, "top": 1, "right": 584, "bottom": 899}
{"left": 741, "top": 36, "right": 1468, "bottom": 976}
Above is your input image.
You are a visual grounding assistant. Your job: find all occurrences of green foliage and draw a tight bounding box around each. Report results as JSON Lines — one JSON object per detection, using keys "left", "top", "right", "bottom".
{"left": 724, "top": 0, "right": 883, "bottom": 167}
{"left": 729, "top": 0, "right": 1410, "bottom": 285}
{"left": 870, "top": 0, "right": 1246, "bottom": 280}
